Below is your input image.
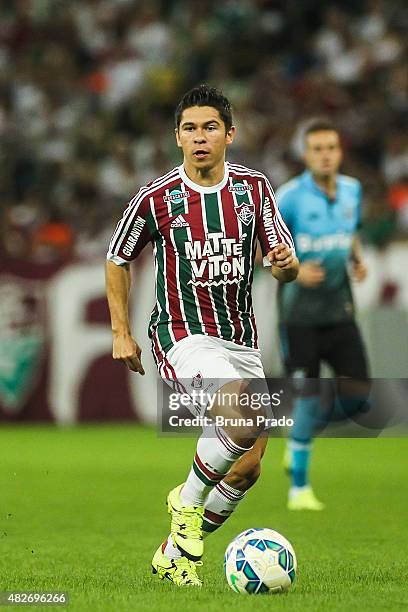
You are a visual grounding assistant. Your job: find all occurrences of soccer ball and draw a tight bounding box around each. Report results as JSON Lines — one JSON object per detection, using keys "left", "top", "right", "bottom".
{"left": 224, "top": 528, "right": 297, "bottom": 594}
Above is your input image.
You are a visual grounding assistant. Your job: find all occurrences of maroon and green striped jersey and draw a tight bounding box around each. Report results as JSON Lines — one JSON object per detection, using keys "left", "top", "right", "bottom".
{"left": 107, "top": 162, "right": 294, "bottom": 367}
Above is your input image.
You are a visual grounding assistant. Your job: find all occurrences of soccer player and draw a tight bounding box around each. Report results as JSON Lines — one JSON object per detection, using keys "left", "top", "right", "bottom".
{"left": 275, "top": 119, "right": 369, "bottom": 510}
{"left": 105, "top": 85, "right": 298, "bottom": 586}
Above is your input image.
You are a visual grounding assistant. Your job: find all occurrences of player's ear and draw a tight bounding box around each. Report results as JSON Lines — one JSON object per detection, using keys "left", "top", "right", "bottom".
{"left": 226, "top": 125, "right": 236, "bottom": 146}
{"left": 302, "top": 146, "right": 310, "bottom": 166}
{"left": 175, "top": 128, "right": 182, "bottom": 148}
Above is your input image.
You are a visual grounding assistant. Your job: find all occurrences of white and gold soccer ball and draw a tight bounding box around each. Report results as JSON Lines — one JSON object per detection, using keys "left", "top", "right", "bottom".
{"left": 224, "top": 528, "right": 297, "bottom": 594}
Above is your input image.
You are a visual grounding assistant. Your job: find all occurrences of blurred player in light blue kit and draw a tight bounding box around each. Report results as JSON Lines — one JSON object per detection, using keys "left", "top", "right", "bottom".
{"left": 276, "top": 119, "right": 370, "bottom": 510}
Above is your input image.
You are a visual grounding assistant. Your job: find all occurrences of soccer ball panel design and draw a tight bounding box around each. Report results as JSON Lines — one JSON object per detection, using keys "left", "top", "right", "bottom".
{"left": 224, "top": 528, "right": 297, "bottom": 594}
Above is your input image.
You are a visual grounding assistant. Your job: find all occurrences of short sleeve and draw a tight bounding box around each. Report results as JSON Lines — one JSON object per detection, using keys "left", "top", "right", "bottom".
{"left": 107, "top": 191, "right": 154, "bottom": 265}
{"left": 275, "top": 184, "right": 296, "bottom": 231}
{"left": 257, "top": 177, "right": 295, "bottom": 267}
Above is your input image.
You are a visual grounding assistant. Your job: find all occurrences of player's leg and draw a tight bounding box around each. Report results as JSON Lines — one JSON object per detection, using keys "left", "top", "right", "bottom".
{"left": 171, "top": 339, "right": 267, "bottom": 524}
{"left": 280, "top": 324, "right": 325, "bottom": 510}
{"left": 155, "top": 336, "right": 263, "bottom": 581}
{"left": 153, "top": 425, "right": 260, "bottom": 586}
{"left": 201, "top": 343, "right": 271, "bottom": 534}
{"left": 178, "top": 377, "right": 261, "bottom": 512}
{"left": 202, "top": 435, "right": 268, "bottom": 536}
{"left": 321, "top": 321, "right": 370, "bottom": 422}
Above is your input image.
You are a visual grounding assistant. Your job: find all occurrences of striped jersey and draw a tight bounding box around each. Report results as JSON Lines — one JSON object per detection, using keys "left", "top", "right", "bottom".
{"left": 107, "top": 162, "right": 294, "bottom": 366}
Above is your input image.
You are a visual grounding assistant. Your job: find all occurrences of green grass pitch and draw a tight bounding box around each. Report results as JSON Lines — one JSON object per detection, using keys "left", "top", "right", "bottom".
{"left": 1, "top": 426, "right": 407, "bottom": 611}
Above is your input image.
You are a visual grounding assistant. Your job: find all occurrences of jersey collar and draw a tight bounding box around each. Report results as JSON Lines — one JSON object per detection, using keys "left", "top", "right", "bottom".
{"left": 178, "top": 162, "right": 229, "bottom": 193}
{"left": 302, "top": 170, "right": 338, "bottom": 201}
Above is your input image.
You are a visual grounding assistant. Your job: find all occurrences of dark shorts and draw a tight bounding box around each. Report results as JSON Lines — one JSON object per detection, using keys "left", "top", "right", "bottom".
{"left": 279, "top": 321, "right": 369, "bottom": 379}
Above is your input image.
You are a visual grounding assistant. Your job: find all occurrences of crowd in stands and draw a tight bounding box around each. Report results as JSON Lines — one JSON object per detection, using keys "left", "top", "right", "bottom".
{"left": 0, "top": 0, "right": 407, "bottom": 262}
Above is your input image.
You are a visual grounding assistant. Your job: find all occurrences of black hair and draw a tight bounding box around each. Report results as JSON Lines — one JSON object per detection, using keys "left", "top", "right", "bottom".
{"left": 174, "top": 84, "right": 233, "bottom": 132}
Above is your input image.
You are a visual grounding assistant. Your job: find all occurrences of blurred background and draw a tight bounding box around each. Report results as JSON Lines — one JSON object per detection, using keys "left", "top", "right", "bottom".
{"left": 0, "top": 0, "right": 407, "bottom": 424}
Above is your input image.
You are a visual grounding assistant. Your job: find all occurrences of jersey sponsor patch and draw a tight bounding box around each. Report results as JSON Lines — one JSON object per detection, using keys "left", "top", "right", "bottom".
{"left": 228, "top": 182, "right": 253, "bottom": 194}
{"left": 184, "top": 232, "right": 245, "bottom": 287}
{"left": 163, "top": 189, "right": 190, "bottom": 204}
{"left": 259, "top": 197, "right": 278, "bottom": 245}
{"left": 296, "top": 232, "right": 352, "bottom": 253}
{"left": 122, "top": 216, "right": 146, "bottom": 257}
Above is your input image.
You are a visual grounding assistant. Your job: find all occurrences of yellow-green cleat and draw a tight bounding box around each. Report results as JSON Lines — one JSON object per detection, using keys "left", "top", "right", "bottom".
{"left": 167, "top": 484, "right": 204, "bottom": 561}
{"left": 288, "top": 486, "right": 325, "bottom": 511}
{"left": 151, "top": 544, "right": 202, "bottom": 587}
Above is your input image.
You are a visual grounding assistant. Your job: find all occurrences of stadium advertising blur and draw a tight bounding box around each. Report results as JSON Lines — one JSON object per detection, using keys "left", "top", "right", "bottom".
{"left": 1, "top": 246, "right": 408, "bottom": 423}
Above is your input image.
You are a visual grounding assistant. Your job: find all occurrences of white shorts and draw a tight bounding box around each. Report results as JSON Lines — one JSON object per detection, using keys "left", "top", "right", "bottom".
{"left": 160, "top": 335, "right": 270, "bottom": 418}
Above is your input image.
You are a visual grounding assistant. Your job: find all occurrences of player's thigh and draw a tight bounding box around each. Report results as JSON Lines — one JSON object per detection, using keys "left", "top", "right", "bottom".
{"left": 164, "top": 334, "right": 238, "bottom": 380}
{"left": 226, "top": 344, "right": 265, "bottom": 379}
{"left": 279, "top": 324, "right": 320, "bottom": 378}
{"left": 162, "top": 335, "right": 241, "bottom": 417}
{"left": 322, "top": 322, "right": 369, "bottom": 378}
{"left": 225, "top": 343, "right": 275, "bottom": 424}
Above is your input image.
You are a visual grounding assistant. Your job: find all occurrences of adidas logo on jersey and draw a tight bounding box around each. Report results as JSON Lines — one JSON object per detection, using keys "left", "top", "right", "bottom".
{"left": 170, "top": 215, "right": 189, "bottom": 229}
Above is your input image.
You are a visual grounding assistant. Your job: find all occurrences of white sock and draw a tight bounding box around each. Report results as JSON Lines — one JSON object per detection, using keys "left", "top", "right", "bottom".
{"left": 162, "top": 534, "right": 182, "bottom": 560}
{"left": 180, "top": 425, "right": 251, "bottom": 507}
{"left": 202, "top": 481, "right": 246, "bottom": 536}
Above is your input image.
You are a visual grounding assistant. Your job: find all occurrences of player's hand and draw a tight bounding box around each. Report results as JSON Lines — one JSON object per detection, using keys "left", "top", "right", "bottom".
{"left": 112, "top": 332, "right": 145, "bottom": 375}
{"left": 267, "top": 244, "right": 295, "bottom": 269}
{"left": 297, "top": 260, "right": 326, "bottom": 287}
{"left": 351, "top": 259, "right": 368, "bottom": 282}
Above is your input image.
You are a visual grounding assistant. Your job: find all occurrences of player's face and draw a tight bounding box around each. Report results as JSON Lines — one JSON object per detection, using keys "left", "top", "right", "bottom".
{"left": 176, "top": 106, "right": 235, "bottom": 172}
{"left": 303, "top": 130, "right": 342, "bottom": 179}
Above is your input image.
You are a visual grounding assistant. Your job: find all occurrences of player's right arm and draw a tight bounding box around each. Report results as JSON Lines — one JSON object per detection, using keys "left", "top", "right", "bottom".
{"left": 105, "top": 189, "right": 154, "bottom": 374}
{"left": 105, "top": 260, "right": 145, "bottom": 375}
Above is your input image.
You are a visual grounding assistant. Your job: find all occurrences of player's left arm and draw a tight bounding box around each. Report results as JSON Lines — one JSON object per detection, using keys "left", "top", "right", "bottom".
{"left": 350, "top": 234, "right": 368, "bottom": 282}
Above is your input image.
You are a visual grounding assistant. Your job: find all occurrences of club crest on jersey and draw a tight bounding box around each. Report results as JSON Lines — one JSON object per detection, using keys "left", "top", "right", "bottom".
{"left": 191, "top": 372, "right": 203, "bottom": 389}
{"left": 163, "top": 189, "right": 190, "bottom": 204}
{"left": 234, "top": 201, "right": 255, "bottom": 226}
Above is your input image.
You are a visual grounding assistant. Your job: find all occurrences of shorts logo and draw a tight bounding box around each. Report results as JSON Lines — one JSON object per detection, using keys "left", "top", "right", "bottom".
{"left": 191, "top": 372, "right": 203, "bottom": 389}
{"left": 163, "top": 189, "right": 190, "bottom": 204}
{"left": 234, "top": 201, "right": 255, "bottom": 226}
